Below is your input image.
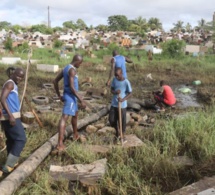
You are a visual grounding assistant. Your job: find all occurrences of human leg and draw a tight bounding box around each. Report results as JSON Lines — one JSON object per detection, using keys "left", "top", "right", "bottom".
{"left": 71, "top": 111, "right": 79, "bottom": 140}
{"left": 57, "top": 114, "right": 69, "bottom": 150}
{"left": 108, "top": 106, "right": 119, "bottom": 138}
{"left": 0, "top": 119, "right": 26, "bottom": 174}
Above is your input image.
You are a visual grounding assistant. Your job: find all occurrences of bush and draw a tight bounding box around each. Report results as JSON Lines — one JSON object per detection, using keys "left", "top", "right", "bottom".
{"left": 53, "top": 39, "right": 64, "bottom": 48}
{"left": 161, "top": 39, "right": 185, "bottom": 58}
{"left": 4, "top": 37, "right": 13, "bottom": 51}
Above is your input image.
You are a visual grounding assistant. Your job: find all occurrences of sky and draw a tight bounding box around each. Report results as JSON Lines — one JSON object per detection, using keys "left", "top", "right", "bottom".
{"left": 0, "top": 0, "right": 214, "bottom": 31}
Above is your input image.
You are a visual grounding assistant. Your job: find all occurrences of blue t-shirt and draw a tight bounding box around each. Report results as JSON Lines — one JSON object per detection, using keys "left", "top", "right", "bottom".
{"left": 2, "top": 79, "right": 20, "bottom": 114}
{"left": 111, "top": 78, "right": 132, "bottom": 108}
{"left": 63, "top": 64, "right": 78, "bottom": 99}
{"left": 113, "top": 55, "right": 127, "bottom": 79}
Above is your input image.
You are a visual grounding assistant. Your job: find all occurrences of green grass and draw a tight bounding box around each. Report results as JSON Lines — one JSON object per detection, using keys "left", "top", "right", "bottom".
{"left": 0, "top": 47, "right": 215, "bottom": 194}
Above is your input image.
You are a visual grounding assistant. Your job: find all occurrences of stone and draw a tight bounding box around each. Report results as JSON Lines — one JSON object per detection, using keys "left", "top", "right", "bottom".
{"left": 130, "top": 113, "right": 142, "bottom": 121}
{"left": 142, "top": 115, "right": 148, "bottom": 122}
{"left": 97, "top": 127, "right": 115, "bottom": 135}
{"left": 121, "top": 134, "right": 144, "bottom": 148}
{"left": 96, "top": 65, "right": 106, "bottom": 72}
{"left": 85, "top": 145, "right": 111, "bottom": 154}
{"left": 79, "top": 135, "right": 87, "bottom": 143}
{"left": 94, "top": 123, "right": 105, "bottom": 129}
{"left": 86, "top": 125, "right": 98, "bottom": 134}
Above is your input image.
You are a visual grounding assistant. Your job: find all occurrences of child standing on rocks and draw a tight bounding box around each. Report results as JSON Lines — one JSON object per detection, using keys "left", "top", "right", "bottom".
{"left": 109, "top": 67, "right": 132, "bottom": 144}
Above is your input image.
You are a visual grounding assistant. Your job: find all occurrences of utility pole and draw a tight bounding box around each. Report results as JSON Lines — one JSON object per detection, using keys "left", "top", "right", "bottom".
{"left": 48, "top": 6, "right": 50, "bottom": 28}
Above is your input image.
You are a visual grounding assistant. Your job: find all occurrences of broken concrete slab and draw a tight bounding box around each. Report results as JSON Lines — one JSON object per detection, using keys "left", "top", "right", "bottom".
{"left": 170, "top": 176, "right": 215, "bottom": 195}
{"left": 122, "top": 134, "right": 144, "bottom": 148}
{"left": 49, "top": 158, "right": 107, "bottom": 181}
{"left": 94, "top": 123, "right": 105, "bottom": 129}
{"left": 37, "top": 64, "right": 59, "bottom": 73}
{"left": 97, "top": 126, "right": 115, "bottom": 135}
{"left": 197, "top": 188, "right": 215, "bottom": 195}
{"left": 171, "top": 156, "right": 194, "bottom": 167}
{"left": 85, "top": 145, "right": 111, "bottom": 154}
{"left": 0, "top": 57, "right": 21, "bottom": 65}
{"left": 86, "top": 125, "right": 98, "bottom": 134}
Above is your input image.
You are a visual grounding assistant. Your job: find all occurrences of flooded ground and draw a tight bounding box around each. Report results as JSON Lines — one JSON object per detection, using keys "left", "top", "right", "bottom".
{"left": 174, "top": 85, "right": 202, "bottom": 109}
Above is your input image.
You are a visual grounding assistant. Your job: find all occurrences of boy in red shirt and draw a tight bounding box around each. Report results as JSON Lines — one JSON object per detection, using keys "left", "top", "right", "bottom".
{"left": 153, "top": 80, "right": 176, "bottom": 111}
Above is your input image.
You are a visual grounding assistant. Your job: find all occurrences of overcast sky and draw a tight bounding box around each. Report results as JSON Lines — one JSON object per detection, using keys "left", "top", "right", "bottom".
{"left": 0, "top": 0, "right": 214, "bottom": 31}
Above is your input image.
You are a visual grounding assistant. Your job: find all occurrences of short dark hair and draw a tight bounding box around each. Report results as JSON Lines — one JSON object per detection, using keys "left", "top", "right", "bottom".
{"left": 160, "top": 80, "right": 165, "bottom": 86}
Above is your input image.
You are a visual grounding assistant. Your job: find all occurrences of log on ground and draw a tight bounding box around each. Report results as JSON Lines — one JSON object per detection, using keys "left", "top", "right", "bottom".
{"left": 0, "top": 107, "right": 109, "bottom": 195}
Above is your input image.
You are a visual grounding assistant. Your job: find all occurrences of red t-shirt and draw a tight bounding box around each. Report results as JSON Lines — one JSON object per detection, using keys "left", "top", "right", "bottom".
{"left": 162, "top": 85, "right": 176, "bottom": 105}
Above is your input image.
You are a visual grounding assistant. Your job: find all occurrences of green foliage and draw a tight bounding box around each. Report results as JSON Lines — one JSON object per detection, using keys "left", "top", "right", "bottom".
{"left": 148, "top": 17, "right": 162, "bottom": 30}
{"left": 53, "top": 39, "right": 64, "bottom": 48}
{"left": 76, "top": 18, "right": 87, "bottom": 30}
{"left": 161, "top": 39, "right": 186, "bottom": 58}
{"left": 4, "top": 37, "right": 13, "bottom": 51}
{"left": 0, "top": 21, "right": 11, "bottom": 30}
{"left": 96, "top": 24, "right": 108, "bottom": 31}
{"left": 62, "top": 20, "right": 77, "bottom": 30}
{"left": 108, "top": 15, "right": 129, "bottom": 31}
{"left": 16, "top": 41, "right": 30, "bottom": 53}
{"left": 30, "top": 24, "right": 53, "bottom": 34}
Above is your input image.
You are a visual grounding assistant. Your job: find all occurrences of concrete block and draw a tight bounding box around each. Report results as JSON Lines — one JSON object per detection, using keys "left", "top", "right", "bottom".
{"left": 37, "top": 64, "right": 59, "bottom": 73}
{"left": 185, "top": 45, "right": 200, "bottom": 53}
{"left": 1, "top": 57, "right": 21, "bottom": 65}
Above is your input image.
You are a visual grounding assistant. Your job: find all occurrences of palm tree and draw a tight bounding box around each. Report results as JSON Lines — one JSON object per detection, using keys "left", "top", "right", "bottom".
{"left": 198, "top": 18, "right": 206, "bottom": 29}
{"left": 148, "top": 17, "right": 162, "bottom": 30}
{"left": 185, "top": 23, "right": 192, "bottom": 32}
{"left": 173, "top": 20, "right": 184, "bottom": 32}
{"left": 134, "top": 16, "right": 148, "bottom": 31}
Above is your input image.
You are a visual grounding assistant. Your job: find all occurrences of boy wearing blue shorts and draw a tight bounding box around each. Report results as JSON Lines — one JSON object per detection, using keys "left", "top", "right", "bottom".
{"left": 53, "top": 54, "right": 86, "bottom": 152}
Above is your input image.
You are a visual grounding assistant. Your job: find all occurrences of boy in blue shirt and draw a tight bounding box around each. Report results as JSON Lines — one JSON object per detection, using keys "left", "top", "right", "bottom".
{"left": 109, "top": 67, "right": 132, "bottom": 144}
{"left": 53, "top": 54, "right": 86, "bottom": 152}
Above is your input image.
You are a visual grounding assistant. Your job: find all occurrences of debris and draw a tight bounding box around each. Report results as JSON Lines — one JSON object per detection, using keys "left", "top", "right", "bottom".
{"left": 193, "top": 80, "right": 201, "bottom": 86}
{"left": 178, "top": 87, "right": 192, "bottom": 94}
{"left": 97, "top": 127, "right": 115, "bottom": 135}
{"left": 94, "top": 123, "right": 105, "bottom": 129}
{"left": 21, "top": 112, "right": 35, "bottom": 124}
{"left": 96, "top": 65, "right": 106, "bottom": 72}
{"left": 86, "top": 125, "right": 98, "bottom": 134}
{"left": 127, "top": 102, "right": 141, "bottom": 112}
{"left": 171, "top": 156, "right": 194, "bottom": 167}
{"left": 32, "top": 96, "right": 49, "bottom": 105}
{"left": 49, "top": 158, "right": 107, "bottom": 181}
{"left": 42, "top": 83, "right": 54, "bottom": 89}
{"left": 130, "top": 112, "right": 142, "bottom": 121}
{"left": 145, "top": 73, "right": 153, "bottom": 82}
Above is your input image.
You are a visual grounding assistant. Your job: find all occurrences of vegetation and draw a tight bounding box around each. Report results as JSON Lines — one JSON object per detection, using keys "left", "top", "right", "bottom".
{"left": 3, "top": 37, "right": 13, "bottom": 51}
{"left": 0, "top": 46, "right": 214, "bottom": 194}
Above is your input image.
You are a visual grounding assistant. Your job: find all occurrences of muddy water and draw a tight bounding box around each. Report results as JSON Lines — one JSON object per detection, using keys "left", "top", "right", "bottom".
{"left": 174, "top": 85, "right": 202, "bottom": 109}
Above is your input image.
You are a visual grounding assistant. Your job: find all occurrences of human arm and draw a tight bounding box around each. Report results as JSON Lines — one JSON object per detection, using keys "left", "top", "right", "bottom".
{"left": 0, "top": 81, "right": 16, "bottom": 125}
{"left": 69, "top": 68, "right": 86, "bottom": 109}
{"left": 53, "top": 70, "right": 64, "bottom": 102}
{"left": 125, "top": 56, "right": 133, "bottom": 63}
{"left": 106, "top": 58, "right": 115, "bottom": 86}
{"left": 152, "top": 86, "right": 164, "bottom": 95}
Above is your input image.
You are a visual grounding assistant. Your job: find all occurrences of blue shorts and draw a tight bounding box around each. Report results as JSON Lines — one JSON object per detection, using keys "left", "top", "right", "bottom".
{"left": 62, "top": 94, "right": 78, "bottom": 116}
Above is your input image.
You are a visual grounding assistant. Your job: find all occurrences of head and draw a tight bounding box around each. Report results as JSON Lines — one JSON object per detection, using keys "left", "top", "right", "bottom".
{"left": 11, "top": 68, "right": 25, "bottom": 84}
{"left": 112, "top": 50, "right": 118, "bottom": 57}
{"left": 115, "top": 67, "right": 123, "bottom": 80}
{"left": 71, "top": 54, "right": 83, "bottom": 68}
{"left": 160, "top": 80, "right": 165, "bottom": 87}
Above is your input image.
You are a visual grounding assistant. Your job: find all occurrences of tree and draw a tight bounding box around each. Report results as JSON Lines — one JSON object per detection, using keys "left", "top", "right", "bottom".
{"left": 30, "top": 24, "right": 53, "bottom": 34}
{"left": 198, "top": 18, "right": 206, "bottom": 29}
{"left": 108, "top": 15, "right": 129, "bottom": 31}
{"left": 148, "top": 17, "right": 162, "bottom": 30}
{"left": 185, "top": 23, "right": 192, "bottom": 32}
{"left": 62, "top": 21, "right": 77, "bottom": 30}
{"left": 161, "top": 39, "right": 185, "bottom": 58}
{"left": 12, "top": 25, "right": 22, "bottom": 34}
{"left": 76, "top": 19, "right": 87, "bottom": 30}
{"left": 173, "top": 20, "right": 184, "bottom": 32}
{"left": 96, "top": 24, "right": 108, "bottom": 32}
{"left": 0, "top": 21, "right": 11, "bottom": 30}
{"left": 134, "top": 16, "right": 148, "bottom": 31}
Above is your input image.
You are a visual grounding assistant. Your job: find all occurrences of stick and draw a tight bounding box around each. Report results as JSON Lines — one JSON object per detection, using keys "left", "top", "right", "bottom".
{"left": 20, "top": 48, "right": 32, "bottom": 110}
{"left": 24, "top": 97, "right": 43, "bottom": 128}
{"left": 118, "top": 94, "right": 123, "bottom": 145}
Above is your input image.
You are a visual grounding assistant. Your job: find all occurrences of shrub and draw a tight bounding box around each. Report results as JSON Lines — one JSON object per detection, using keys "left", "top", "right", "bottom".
{"left": 53, "top": 39, "right": 64, "bottom": 48}
{"left": 4, "top": 37, "right": 13, "bottom": 51}
{"left": 161, "top": 39, "right": 185, "bottom": 58}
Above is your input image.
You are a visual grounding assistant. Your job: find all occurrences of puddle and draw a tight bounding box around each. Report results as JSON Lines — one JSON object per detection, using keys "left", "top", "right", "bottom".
{"left": 174, "top": 85, "right": 202, "bottom": 108}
